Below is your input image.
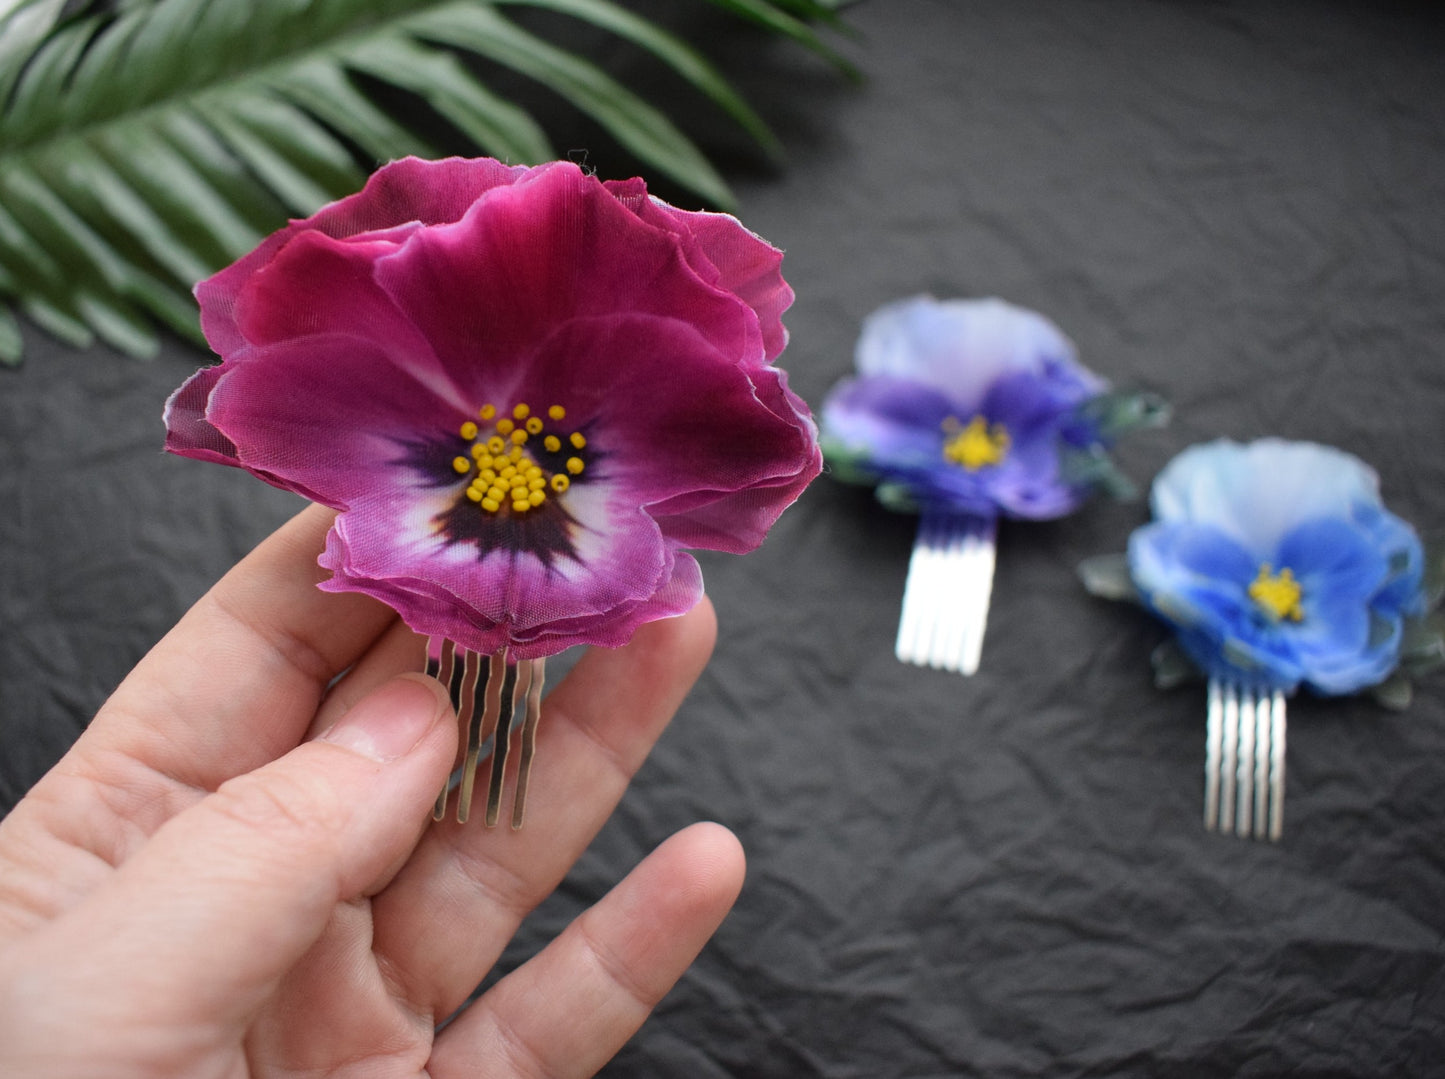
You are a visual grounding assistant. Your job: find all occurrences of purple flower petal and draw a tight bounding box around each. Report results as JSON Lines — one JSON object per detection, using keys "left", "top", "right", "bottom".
{"left": 198, "top": 156, "right": 531, "bottom": 356}
{"left": 821, "top": 296, "right": 1111, "bottom": 520}
{"left": 855, "top": 296, "right": 1100, "bottom": 408}
{"left": 203, "top": 334, "right": 468, "bottom": 509}
{"left": 231, "top": 230, "right": 433, "bottom": 360}
{"left": 373, "top": 163, "right": 764, "bottom": 395}
{"left": 608, "top": 178, "right": 793, "bottom": 362}
{"left": 163, "top": 363, "right": 236, "bottom": 465}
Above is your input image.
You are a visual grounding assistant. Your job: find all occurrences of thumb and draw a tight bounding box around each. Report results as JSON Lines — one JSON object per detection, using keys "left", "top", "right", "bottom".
{"left": 18, "top": 673, "right": 455, "bottom": 1038}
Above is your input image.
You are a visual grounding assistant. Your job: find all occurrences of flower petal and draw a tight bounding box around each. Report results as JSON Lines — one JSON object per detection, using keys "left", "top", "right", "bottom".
{"left": 163, "top": 362, "right": 236, "bottom": 465}
{"left": 1277, "top": 517, "right": 1387, "bottom": 605}
{"left": 229, "top": 229, "right": 433, "bottom": 360}
{"left": 1286, "top": 593, "right": 1392, "bottom": 695}
{"left": 164, "top": 362, "right": 339, "bottom": 503}
{"left": 650, "top": 366, "right": 821, "bottom": 552}
{"left": 204, "top": 334, "right": 467, "bottom": 509}
{"left": 981, "top": 367, "right": 1096, "bottom": 438}
{"left": 373, "top": 162, "right": 763, "bottom": 400}
{"left": 318, "top": 530, "right": 702, "bottom": 660}
{"left": 855, "top": 296, "right": 1096, "bottom": 409}
{"left": 821, "top": 375, "right": 954, "bottom": 467}
{"left": 508, "top": 552, "right": 704, "bottom": 658}
{"left": 320, "top": 469, "right": 681, "bottom": 652}
{"left": 1130, "top": 522, "right": 1256, "bottom": 627}
{"left": 1353, "top": 502, "right": 1426, "bottom": 616}
{"left": 1150, "top": 439, "right": 1385, "bottom": 553}
{"left": 197, "top": 156, "right": 531, "bottom": 355}
{"left": 607, "top": 178, "right": 793, "bottom": 361}
{"left": 499, "top": 315, "right": 808, "bottom": 506}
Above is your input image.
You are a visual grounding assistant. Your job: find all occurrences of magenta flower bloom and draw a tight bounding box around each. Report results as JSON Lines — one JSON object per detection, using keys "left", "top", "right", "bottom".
{"left": 165, "top": 157, "right": 820, "bottom": 660}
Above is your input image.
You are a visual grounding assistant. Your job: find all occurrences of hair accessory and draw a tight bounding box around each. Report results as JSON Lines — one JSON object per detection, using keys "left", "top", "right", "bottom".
{"left": 1081, "top": 438, "right": 1440, "bottom": 840}
{"left": 822, "top": 295, "right": 1165, "bottom": 673}
{"left": 164, "top": 156, "right": 821, "bottom": 826}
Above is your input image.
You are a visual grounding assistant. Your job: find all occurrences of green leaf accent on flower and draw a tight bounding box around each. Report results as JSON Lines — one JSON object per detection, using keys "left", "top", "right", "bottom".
{"left": 1150, "top": 637, "right": 1201, "bottom": 690}
{"left": 1400, "top": 611, "right": 1445, "bottom": 679}
{"left": 0, "top": 0, "right": 846, "bottom": 363}
{"left": 1059, "top": 444, "right": 1139, "bottom": 501}
{"left": 1075, "top": 389, "right": 1172, "bottom": 441}
{"left": 1370, "top": 670, "right": 1413, "bottom": 711}
{"left": 819, "top": 434, "right": 882, "bottom": 488}
{"left": 1421, "top": 536, "right": 1445, "bottom": 609}
{"left": 1077, "top": 553, "right": 1139, "bottom": 603}
{"left": 874, "top": 481, "right": 921, "bottom": 516}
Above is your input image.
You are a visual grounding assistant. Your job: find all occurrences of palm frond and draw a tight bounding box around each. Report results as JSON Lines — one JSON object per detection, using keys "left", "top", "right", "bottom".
{"left": 0, "top": 0, "right": 846, "bottom": 365}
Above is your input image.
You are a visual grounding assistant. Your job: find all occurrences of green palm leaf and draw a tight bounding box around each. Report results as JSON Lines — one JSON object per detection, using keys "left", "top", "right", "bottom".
{"left": 0, "top": 0, "right": 844, "bottom": 365}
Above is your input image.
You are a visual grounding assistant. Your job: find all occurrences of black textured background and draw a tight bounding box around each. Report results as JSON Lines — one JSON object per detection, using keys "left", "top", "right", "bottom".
{"left": 4, "top": 2, "right": 1444, "bottom": 1075}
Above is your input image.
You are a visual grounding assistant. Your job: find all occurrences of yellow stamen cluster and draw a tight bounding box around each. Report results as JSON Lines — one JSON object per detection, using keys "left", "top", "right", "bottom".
{"left": 942, "top": 415, "right": 1010, "bottom": 471}
{"left": 452, "top": 401, "right": 586, "bottom": 515}
{"left": 1249, "top": 564, "right": 1304, "bottom": 622}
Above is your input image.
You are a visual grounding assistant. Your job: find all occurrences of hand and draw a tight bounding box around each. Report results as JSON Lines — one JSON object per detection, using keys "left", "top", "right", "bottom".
{"left": 0, "top": 505, "right": 742, "bottom": 1078}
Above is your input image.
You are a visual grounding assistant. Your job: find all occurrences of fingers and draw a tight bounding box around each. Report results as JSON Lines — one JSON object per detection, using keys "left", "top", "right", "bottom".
{"left": 431, "top": 822, "right": 745, "bottom": 1079}
{"left": 371, "top": 598, "right": 718, "bottom": 1021}
{"left": 81, "top": 503, "right": 399, "bottom": 794}
{"left": 307, "top": 619, "right": 430, "bottom": 740}
{"left": 0, "top": 674, "right": 457, "bottom": 1056}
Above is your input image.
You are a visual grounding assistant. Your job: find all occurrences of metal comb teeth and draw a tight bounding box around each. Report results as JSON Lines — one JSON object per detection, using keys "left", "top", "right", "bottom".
{"left": 1204, "top": 678, "right": 1286, "bottom": 841}
{"left": 425, "top": 637, "right": 547, "bottom": 828}
{"left": 895, "top": 512, "right": 997, "bottom": 675}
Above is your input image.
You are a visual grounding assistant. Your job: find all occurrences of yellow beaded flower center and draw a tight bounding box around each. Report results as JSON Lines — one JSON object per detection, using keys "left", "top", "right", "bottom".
{"left": 1249, "top": 564, "right": 1304, "bottom": 622}
{"left": 942, "top": 415, "right": 1010, "bottom": 471}
{"left": 449, "top": 401, "right": 587, "bottom": 515}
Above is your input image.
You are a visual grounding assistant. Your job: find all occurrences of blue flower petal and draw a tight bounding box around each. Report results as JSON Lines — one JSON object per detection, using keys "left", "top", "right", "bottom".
{"left": 1171, "top": 624, "right": 1303, "bottom": 689}
{"left": 1129, "top": 522, "right": 1254, "bottom": 619}
{"left": 1290, "top": 595, "right": 1397, "bottom": 695}
{"left": 1130, "top": 438, "right": 1427, "bottom": 696}
{"left": 1277, "top": 517, "right": 1388, "bottom": 605}
{"left": 1352, "top": 503, "right": 1426, "bottom": 616}
{"left": 1151, "top": 439, "right": 1384, "bottom": 553}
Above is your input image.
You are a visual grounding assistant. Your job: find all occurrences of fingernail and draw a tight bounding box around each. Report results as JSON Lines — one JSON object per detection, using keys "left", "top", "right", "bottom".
{"left": 322, "top": 675, "right": 449, "bottom": 762}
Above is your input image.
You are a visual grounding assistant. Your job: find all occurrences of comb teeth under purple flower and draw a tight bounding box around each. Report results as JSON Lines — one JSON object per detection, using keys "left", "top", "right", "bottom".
{"left": 426, "top": 638, "right": 546, "bottom": 829}
{"left": 821, "top": 296, "right": 1126, "bottom": 677}
{"left": 895, "top": 513, "right": 996, "bottom": 675}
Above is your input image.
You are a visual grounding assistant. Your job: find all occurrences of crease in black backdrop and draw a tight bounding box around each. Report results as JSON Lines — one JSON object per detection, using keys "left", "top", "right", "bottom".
{"left": 3, "top": 2, "right": 1443, "bottom": 1075}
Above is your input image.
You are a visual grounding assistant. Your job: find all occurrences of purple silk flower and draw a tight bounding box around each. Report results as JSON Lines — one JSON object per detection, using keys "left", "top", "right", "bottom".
{"left": 820, "top": 296, "right": 1134, "bottom": 520}
{"left": 821, "top": 296, "right": 1161, "bottom": 677}
{"left": 166, "top": 156, "right": 821, "bottom": 660}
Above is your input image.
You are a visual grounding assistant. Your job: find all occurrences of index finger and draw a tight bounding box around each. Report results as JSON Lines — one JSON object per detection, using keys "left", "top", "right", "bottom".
{"left": 81, "top": 503, "right": 399, "bottom": 793}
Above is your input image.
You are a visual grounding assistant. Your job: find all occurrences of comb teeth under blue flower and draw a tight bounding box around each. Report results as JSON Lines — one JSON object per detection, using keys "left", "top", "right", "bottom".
{"left": 1205, "top": 679, "right": 1286, "bottom": 842}
{"left": 894, "top": 513, "right": 996, "bottom": 675}
{"left": 425, "top": 637, "right": 547, "bottom": 828}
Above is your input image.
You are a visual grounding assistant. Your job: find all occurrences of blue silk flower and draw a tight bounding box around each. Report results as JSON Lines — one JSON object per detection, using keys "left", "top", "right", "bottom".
{"left": 1128, "top": 439, "right": 1427, "bottom": 695}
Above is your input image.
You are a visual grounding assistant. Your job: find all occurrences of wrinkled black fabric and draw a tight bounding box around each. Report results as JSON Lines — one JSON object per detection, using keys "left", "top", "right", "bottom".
{"left": 3, "top": 2, "right": 1443, "bottom": 1075}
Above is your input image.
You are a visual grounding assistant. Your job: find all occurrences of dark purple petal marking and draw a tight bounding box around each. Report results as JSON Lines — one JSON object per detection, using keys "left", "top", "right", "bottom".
{"left": 407, "top": 399, "right": 600, "bottom": 568}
